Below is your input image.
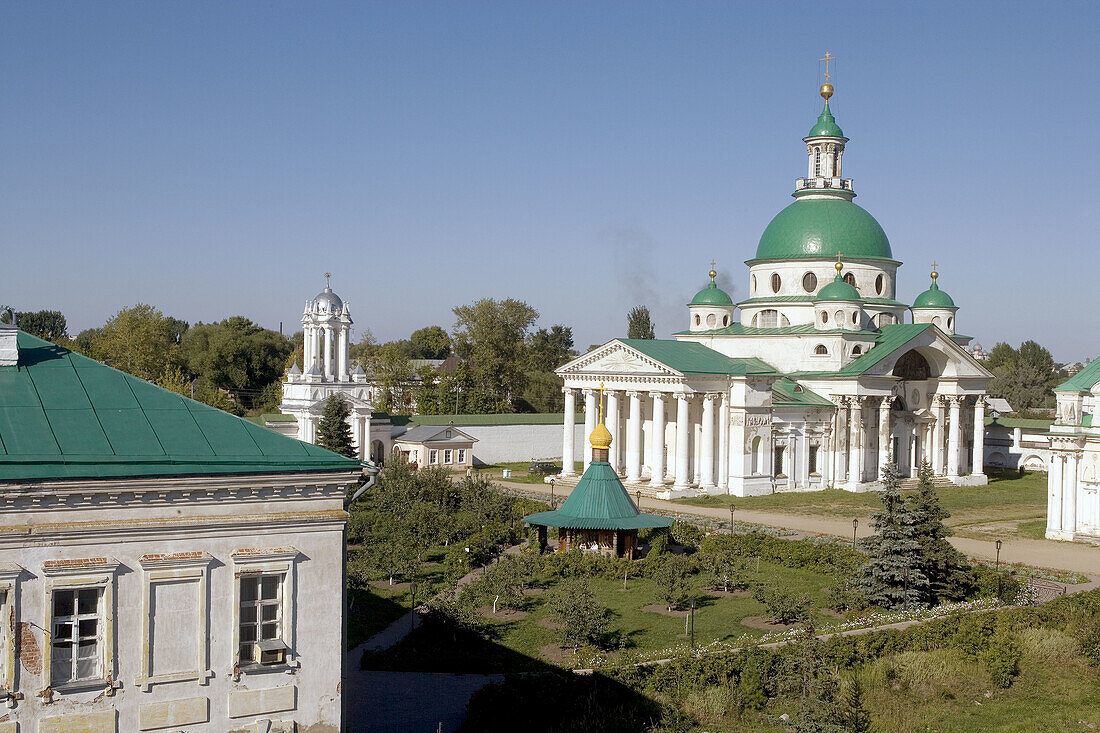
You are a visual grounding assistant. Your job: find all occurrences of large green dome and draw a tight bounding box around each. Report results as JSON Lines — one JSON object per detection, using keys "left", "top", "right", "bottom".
{"left": 755, "top": 198, "right": 893, "bottom": 261}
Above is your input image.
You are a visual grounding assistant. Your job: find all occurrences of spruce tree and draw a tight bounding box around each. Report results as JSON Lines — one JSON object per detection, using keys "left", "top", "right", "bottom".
{"left": 841, "top": 677, "right": 872, "bottom": 732}
{"left": 316, "top": 395, "right": 356, "bottom": 458}
{"left": 910, "top": 461, "right": 973, "bottom": 603}
{"left": 857, "top": 461, "right": 929, "bottom": 609}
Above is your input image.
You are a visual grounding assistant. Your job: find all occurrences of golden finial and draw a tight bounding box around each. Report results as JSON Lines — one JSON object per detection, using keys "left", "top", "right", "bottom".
{"left": 835, "top": 252, "right": 844, "bottom": 276}
{"left": 930, "top": 261, "right": 939, "bottom": 283}
{"left": 324, "top": 272, "right": 331, "bottom": 288}
{"left": 708, "top": 261, "right": 717, "bottom": 281}
{"left": 819, "top": 52, "right": 836, "bottom": 100}
{"left": 589, "top": 382, "right": 613, "bottom": 450}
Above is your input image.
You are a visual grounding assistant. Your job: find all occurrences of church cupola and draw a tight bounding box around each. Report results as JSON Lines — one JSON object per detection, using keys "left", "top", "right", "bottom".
{"left": 795, "top": 57, "right": 854, "bottom": 201}
{"left": 295, "top": 274, "right": 355, "bottom": 383}
{"left": 814, "top": 258, "right": 863, "bottom": 331}
{"left": 911, "top": 264, "right": 959, "bottom": 335}
{"left": 688, "top": 267, "right": 735, "bottom": 332}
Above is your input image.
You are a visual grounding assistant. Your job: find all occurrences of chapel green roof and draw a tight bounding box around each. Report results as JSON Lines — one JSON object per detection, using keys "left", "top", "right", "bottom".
{"left": 754, "top": 198, "right": 894, "bottom": 262}
{"left": 617, "top": 339, "right": 777, "bottom": 375}
{"left": 0, "top": 331, "right": 361, "bottom": 482}
{"left": 690, "top": 280, "right": 733, "bottom": 306}
{"left": 913, "top": 281, "right": 957, "bottom": 309}
{"left": 807, "top": 101, "right": 844, "bottom": 138}
{"left": 815, "top": 274, "right": 861, "bottom": 302}
{"left": 522, "top": 461, "right": 673, "bottom": 531}
{"left": 1055, "top": 359, "right": 1100, "bottom": 393}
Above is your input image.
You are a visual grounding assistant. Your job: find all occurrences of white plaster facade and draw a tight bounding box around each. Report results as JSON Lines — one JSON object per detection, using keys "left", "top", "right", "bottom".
{"left": 281, "top": 283, "right": 382, "bottom": 462}
{"left": 0, "top": 470, "right": 357, "bottom": 733}
{"left": 1047, "top": 364, "right": 1100, "bottom": 541}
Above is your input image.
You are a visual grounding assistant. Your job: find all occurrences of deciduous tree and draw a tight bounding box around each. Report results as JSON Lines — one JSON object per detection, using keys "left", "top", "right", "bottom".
{"left": 410, "top": 325, "right": 452, "bottom": 359}
{"left": 452, "top": 298, "right": 538, "bottom": 413}
{"left": 546, "top": 578, "right": 610, "bottom": 652}
{"left": 15, "top": 310, "right": 68, "bottom": 342}
{"left": 627, "top": 306, "right": 655, "bottom": 339}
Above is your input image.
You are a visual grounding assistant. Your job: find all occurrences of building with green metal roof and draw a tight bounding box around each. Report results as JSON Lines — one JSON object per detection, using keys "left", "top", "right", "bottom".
{"left": 1046, "top": 357, "right": 1100, "bottom": 541}
{"left": 553, "top": 78, "right": 992, "bottom": 500}
{"left": 0, "top": 324, "right": 363, "bottom": 731}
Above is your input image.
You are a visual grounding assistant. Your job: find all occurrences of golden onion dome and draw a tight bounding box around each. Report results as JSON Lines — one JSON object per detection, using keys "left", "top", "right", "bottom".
{"left": 589, "top": 421, "right": 613, "bottom": 450}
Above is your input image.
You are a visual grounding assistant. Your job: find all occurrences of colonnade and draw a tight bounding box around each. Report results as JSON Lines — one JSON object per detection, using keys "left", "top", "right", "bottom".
{"left": 297, "top": 411, "right": 371, "bottom": 460}
{"left": 561, "top": 387, "right": 730, "bottom": 492}
{"left": 303, "top": 323, "right": 349, "bottom": 381}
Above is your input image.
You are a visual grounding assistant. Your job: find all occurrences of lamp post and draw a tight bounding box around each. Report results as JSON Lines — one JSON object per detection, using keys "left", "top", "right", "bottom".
{"left": 852, "top": 518, "right": 859, "bottom": 546}
{"left": 729, "top": 503, "right": 736, "bottom": 535}
{"left": 410, "top": 581, "right": 418, "bottom": 633}
{"left": 995, "top": 539, "right": 1003, "bottom": 599}
{"left": 636, "top": 490, "right": 642, "bottom": 511}
{"left": 689, "top": 596, "right": 696, "bottom": 649}
{"left": 549, "top": 478, "right": 556, "bottom": 509}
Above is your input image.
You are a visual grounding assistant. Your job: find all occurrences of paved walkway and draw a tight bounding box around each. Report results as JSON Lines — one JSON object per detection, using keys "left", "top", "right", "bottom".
{"left": 502, "top": 479, "right": 1100, "bottom": 575}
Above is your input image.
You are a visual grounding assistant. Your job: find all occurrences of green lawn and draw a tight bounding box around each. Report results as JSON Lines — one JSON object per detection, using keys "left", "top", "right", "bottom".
{"left": 673, "top": 471, "right": 1048, "bottom": 535}
{"left": 347, "top": 548, "right": 451, "bottom": 649}
{"left": 474, "top": 461, "right": 583, "bottom": 484}
{"left": 362, "top": 557, "right": 837, "bottom": 672}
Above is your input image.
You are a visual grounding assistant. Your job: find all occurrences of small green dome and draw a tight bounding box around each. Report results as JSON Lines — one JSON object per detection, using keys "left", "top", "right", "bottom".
{"left": 913, "top": 281, "right": 956, "bottom": 309}
{"left": 690, "top": 280, "right": 733, "bottom": 306}
{"left": 816, "top": 274, "right": 861, "bottom": 302}
{"left": 755, "top": 198, "right": 893, "bottom": 261}
{"left": 808, "top": 101, "right": 844, "bottom": 137}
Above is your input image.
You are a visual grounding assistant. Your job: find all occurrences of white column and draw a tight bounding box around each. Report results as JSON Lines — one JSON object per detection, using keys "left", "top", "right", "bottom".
{"left": 877, "top": 398, "right": 891, "bottom": 480}
{"left": 799, "top": 428, "right": 811, "bottom": 487}
{"left": 337, "top": 326, "right": 348, "bottom": 380}
{"left": 698, "top": 394, "right": 717, "bottom": 491}
{"left": 606, "top": 390, "right": 621, "bottom": 472}
{"left": 1064, "top": 452, "right": 1079, "bottom": 538}
{"left": 626, "top": 391, "right": 642, "bottom": 482}
{"left": 1048, "top": 454, "right": 1063, "bottom": 534}
{"left": 649, "top": 392, "right": 667, "bottom": 486}
{"left": 932, "top": 397, "right": 945, "bottom": 474}
{"left": 972, "top": 397, "right": 986, "bottom": 477}
{"left": 302, "top": 327, "right": 312, "bottom": 372}
{"left": 848, "top": 398, "right": 862, "bottom": 484}
{"left": 583, "top": 389, "right": 597, "bottom": 469}
{"left": 323, "top": 326, "right": 334, "bottom": 380}
{"left": 909, "top": 428, "right": 919, "bottom": 476}
{"left": 561, "top": 388, "right": 577, "bottom": 476}
{"left": 717, "top": 393, "right": 730, "bottom": 492}
{"left": 947, "top": 397, "right": 962, "bottom": 477}
{"left": 673, "top": 394, "right": 692, "bottom": 490}
{"left": 832, "top": 399, "right": 846, "bottom": 483}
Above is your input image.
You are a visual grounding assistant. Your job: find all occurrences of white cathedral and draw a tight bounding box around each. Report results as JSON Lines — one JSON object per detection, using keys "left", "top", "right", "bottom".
{"left": 555, "top": 83, "right": 993, "bottom": 499}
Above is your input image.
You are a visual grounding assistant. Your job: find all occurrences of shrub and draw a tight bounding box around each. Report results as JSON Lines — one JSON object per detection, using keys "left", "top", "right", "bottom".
{"left": 983, "top": 641, "right": 1020, "bottom": 688}
{"left": 970, "top": 564, "right": 1021, "bottom": 603}
{"left": 652, "top": 555, "right": 693, "bottom": 611}
{"left": 545, "top": 578, "right": 611, "bottom": 651}
{"left": 824, "top": 577, "right": 867, "bottom": 613}
{"left": 1015, "top": 626, "right": 1080, "bottom": 663}
{"left": 752, "top": 585, "right": 813, "bottom": 625}
{"left": 683, "top": 684, "right": 736, "bottom": 725}
{"left": 670, "top": 520, "right": 704, "bottom": 551}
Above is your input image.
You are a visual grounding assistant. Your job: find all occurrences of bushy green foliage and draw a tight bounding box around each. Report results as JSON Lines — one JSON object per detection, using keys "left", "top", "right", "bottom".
{"left": 670, "top": 520, "right": 704, "bottom": 550}
{"left": 316, "top": 395, "right": 356, "bottom": 458}
{"left": 627, "top": 306, "right": 656, "bottom": 340}
{"left": 773, "top": 631, "right": 848, "bottom": 732}
{"left": 697, "top": 535, "right": 743, "bottom": 592}
{"left": 983, "top": 640, "right": 1021, "bottom": 688}
{"left": 910, "top": 461, "right": 974, "bottom": 603}
{"left": 651, "top": 555, "right": 693, "bottom": 611}
{"left": 546, "top": 578, "right": 611, "bottom": 651}
{"left": 712, "top": 531, "right": 865, "bottom": 575}
{"left": 753, "top": 584, "right": 813, "bottom": 625}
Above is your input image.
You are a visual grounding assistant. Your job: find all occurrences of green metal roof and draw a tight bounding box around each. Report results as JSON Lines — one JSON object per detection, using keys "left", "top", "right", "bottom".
{"left": 772, "top": 378, "right": 833, "bottom": 407}
{"left": 522, "top": 461, "right": 673, "bottom": 531}
{"left": 690, "top": 280, "right": 733, "bottom": 306}
{"left": 984, "top": 416, "right": 1054, "bottom": 431}
{"left": 0, "top": 332, "right": 360, "bottom": 482}
{"left": 1056, "top": 359, "right": 1100, "bottom": 393}
{"left": 783, "top": 324, "right": 934, "bottom": 379}
{"left": 389, "top": 413, "right": 584, "bottom": 427}
{"left": 816, "top": 274, "right": 861, "bottom": 302}
{"left": 755, "top": 198, "right": 893, "bottom": 261}
{"left": 807, "top": 101, "right": 844, "bottom": 137}
{"left": 913, "top": 281, "right": 957, "bottom": 309}
{"left": 619, "top": 339, "right": 777, "bottom": 375}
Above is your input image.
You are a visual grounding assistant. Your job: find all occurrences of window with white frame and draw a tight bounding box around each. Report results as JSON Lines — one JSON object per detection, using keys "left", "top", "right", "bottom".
{"left": 444, "top": 449, "right": 453, "bottom": 464}
{"left": 456, "top": 448, "right": 466, "bottom": 464}
{"left": 51, "top": 587, "right": 102, "bottom": 686}
{"left": 428, "top": 449, "right": 439, "bottom": 465}
{"left": 238, "top": 574, "right": 283, "bottom": 665}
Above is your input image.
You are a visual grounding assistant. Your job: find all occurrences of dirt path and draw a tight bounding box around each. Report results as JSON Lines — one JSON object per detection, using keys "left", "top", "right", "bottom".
{"left": 502, "top": 479, "right": 1100, "bottom": 575}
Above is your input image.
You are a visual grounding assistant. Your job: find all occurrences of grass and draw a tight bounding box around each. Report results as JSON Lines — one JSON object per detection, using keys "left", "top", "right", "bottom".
{"left": 362, "top": 556, "right": 837, "bottom": 672}
{"left": 1016, "top": 519, "right": 1048, "bottom": 540}
{"left": 474, "top": 461, "right": 584, "bottom": 485}
{"left": 673, "top": 471, "right": 1048, "bottom": 534}
{"left": 347, "top": 547, "right": 451, "bottom": 649}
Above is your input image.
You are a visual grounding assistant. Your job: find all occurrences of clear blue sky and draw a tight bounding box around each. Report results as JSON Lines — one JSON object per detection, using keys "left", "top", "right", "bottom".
{"left": 1, "top": 1, "right": 1095, "bottom": 360}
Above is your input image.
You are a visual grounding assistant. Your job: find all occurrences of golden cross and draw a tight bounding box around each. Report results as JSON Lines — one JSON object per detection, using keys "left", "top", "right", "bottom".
{"left": 709, "top": 260, "right": 716, "bottom": 270}
{"left": 598, "top": 382, "right": 605, "bottom": 423}
{"left": 820, "top": 52, "right": 837, "bottom": 82}
{"left": 324, "top": 272, "right": 331, "bottom": 287}
{"left": 931, "top": 261, "right": 938, "bottom": 273}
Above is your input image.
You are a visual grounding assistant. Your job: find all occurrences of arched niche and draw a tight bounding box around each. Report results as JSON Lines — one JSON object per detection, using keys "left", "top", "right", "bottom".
{"left": 892, "top": 350, "right": 932, "bottom": 380}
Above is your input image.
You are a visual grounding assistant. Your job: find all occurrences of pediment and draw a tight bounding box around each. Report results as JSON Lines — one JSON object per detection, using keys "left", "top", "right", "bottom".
{"left": 864, "top": 327, "right": 993, "bottom": 381}
{"left": 557, "top": 341, "right": 679, "bottom": 377}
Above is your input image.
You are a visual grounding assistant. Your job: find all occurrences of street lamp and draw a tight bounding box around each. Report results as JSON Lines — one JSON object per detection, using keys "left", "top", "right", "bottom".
{"left": 729, "top": 503, "right": 736, "bottom": 535}
{"left": 409, "top": 581, "right": 418, "bottom": 633}
{"left": 852, "top": 518, "right": 859, "bottom": 546}
{"left": 549, "top": 478, "right": 556, "bottom": 508}
{"left": 636, "top": 490, "right": 642, "bottom": 511}
{"left": 689, "top": 596, "right": 696, "bottom": 649}
{"left": 995, "top": 539, "right": 1003, "bottom": 598}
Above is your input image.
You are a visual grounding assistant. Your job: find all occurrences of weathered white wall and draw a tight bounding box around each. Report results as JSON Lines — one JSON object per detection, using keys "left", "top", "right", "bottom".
{"left": 446, "top": 423, "right": 584, "bottom": 466}
{"left": 0, "top": 472, "right": 353, "bottom": 733}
